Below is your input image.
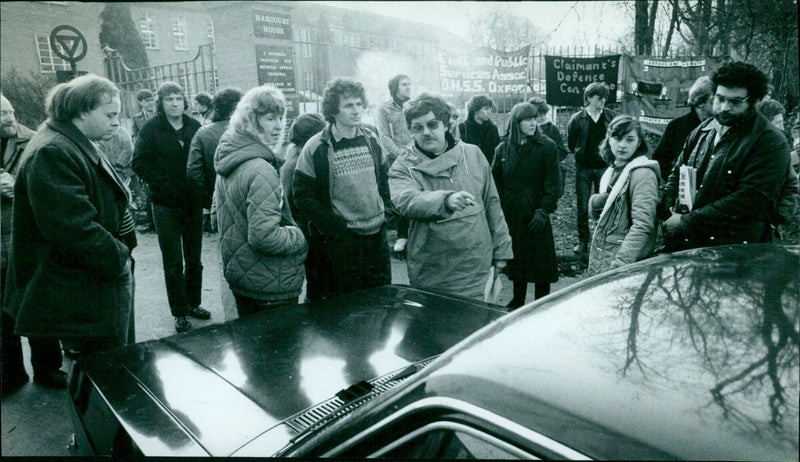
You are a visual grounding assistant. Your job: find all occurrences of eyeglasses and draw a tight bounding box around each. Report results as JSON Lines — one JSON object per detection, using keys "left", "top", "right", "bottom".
{"left": 410, "top": 119, "right": 442, "bottom": 134}
{"left": 714, "top": 94, "right": 749, "bottom": 107}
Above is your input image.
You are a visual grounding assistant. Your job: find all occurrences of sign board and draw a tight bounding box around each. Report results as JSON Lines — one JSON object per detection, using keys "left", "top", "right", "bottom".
{"left": 253, "top": 10, "right": 292, "bottom": 40}
{"left": 437, "top": 46, "right": 530, "bottom": 95}
{"left": 49, "top": 25, "right": 87, "bottom": 64}
{"left": 255, "top": 44, "right": 297, "bottom": 117}
{"left": 621, "top": 55, "right": 718, "bottom": 135}
{"left": 544, "top": 55, "right": 620, "bottom": 106}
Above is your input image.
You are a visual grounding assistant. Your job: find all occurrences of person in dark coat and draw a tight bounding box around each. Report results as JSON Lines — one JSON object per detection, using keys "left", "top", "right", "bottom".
{"left": 3, "top": 74, "right": 136, "bottom": 359}
{"left": 652, "top": 76, "right": 714, "bottom": 182}
{"left": 529, "top": 97, "right": 569, "bottom": 197}
{"left": 187, "top": 87, "right": 243, "bottom": 231}
{"left": 133, "top": 82, "right": 208, "bottom": 333}
{"left": 280, "top": 112, "right": 327, "bottom": 301}
{"left": 493, "top": 103, "right": 560, "bottom": 309}
{"left": 458, "top": 94, "right": 500, "bottom": 165}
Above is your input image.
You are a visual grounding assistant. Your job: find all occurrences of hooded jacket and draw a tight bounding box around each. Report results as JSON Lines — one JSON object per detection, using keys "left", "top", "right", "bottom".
{"left": 588, "top": 155, "right": 661, "bottom": 275}
{"left": 214, "top": 129, "right": 307, "bottom": 301}
{"left": 389, "top": 138, "right": 513, "bottom": 300}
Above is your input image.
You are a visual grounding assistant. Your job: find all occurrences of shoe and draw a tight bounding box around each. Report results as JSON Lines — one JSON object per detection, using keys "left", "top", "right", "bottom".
{"left": 175, "top": 316, "right": 193, "bottom": 333}
{"left": 188, "top": 306, "right": 211, "bottom": 320}
{"left": 393, "top": 238, "right": 408, "bottom": 253}
{"left": 573, "top": 242, "right": 587, "bottom": 254}
{"left": 33, "top": 370, "right": 67, "bottom": 389}
{"left": 2, "top": 372, "right": 29, "bottom": 397}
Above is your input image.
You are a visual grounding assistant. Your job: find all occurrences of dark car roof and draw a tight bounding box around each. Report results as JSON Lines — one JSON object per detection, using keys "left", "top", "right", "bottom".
{"left": 286, "top": 244, "right": 799, "bottom": 460}
{"left": 79, "top": 285, "right": 505, "bottom": 456}
{"left": 409, "top": 244, "right": 800, "bottom": 460}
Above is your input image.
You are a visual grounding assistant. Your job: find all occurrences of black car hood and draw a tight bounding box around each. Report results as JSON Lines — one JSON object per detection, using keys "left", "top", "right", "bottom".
{"left": 78, "top": 286, "right": 504, "bottom": 456}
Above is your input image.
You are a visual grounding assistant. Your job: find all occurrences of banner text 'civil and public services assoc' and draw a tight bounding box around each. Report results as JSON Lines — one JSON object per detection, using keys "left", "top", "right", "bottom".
{"left": 438, "top": 46, "right": 531, "bottom": 95}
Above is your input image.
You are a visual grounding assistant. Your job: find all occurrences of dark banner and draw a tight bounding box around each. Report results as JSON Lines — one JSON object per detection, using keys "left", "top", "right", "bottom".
{"left": 621, "top": 55, "right": 718, "bottom": 135}
{"left": 437, "top": 45, "right": 530, "bottom": 95}
{"left": 255, "top": 44, "right": 297, "bottom": 117}
{"left": 545, "top": 55, "right": 620, "bottom": 106}
{"left": 253, "top": 10, "right": 292, "bottom": 40}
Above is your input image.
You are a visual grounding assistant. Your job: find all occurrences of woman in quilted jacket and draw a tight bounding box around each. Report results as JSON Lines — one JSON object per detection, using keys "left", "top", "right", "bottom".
{"left": 588, "top": 116, "right": 661, "bottom": 275}
{"left": 214, "top": 85, "right": 308, "bottom": 316}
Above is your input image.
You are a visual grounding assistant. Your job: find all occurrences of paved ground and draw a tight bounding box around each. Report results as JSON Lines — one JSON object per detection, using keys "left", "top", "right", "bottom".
{"left": 1, "top": 230, "right": 578, "bottom": 456}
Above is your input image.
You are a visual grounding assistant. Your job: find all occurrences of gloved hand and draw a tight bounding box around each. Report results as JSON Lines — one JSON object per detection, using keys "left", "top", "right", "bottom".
{"left": 528, "top": 209, "right": 549, "bottom": 232}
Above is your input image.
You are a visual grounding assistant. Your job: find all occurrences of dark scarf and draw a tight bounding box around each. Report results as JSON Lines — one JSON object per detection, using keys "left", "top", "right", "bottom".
{"left": 415, "top": 132, "right": 457, "bottom": 159}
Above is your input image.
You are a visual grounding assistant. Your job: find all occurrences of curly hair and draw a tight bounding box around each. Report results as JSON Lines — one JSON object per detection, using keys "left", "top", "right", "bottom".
{"left": 45, "top": 74, "right": 119, "bottom": 122}
{"left": 155, "top": 81, "right": 189, "bottom": 117}
{"left": 527, "top": 97, "right": 550, "bottom": 118}
{"left": 228, "top": 84, "right": 285, "bottom": 145}
{"left": 466, "top": 94, "right": 496, "bottom": 120}
{"left": 711, "top": 61, "right": 769, "bottom": 103}
{"left": 402, "top": 92, "right": 451, "bottom": 129}
{"left": 322, "top": 77, "right": 367, "bottom": 124}
{"left": 211, "top": 87, "right": 243, "bottom": 122}
{"left": 599, "top": 115, "right": 649, "bottom": 166}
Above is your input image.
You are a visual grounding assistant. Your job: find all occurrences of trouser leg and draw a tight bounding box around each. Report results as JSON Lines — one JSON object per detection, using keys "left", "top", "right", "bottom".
{"left": 152, "top": 205, "right": 189, "bottom": 316}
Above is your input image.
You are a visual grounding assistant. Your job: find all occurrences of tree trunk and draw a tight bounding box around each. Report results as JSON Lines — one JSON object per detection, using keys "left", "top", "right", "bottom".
{"left": 635, "top": 0, "right": 648, "bottom": 55}
{"left": 662, "top": 0, "right": 680, "bottom": 58}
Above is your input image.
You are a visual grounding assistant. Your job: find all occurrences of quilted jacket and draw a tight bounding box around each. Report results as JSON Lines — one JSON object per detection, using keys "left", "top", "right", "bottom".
{"left": 214, "top": 129, "right": 307, "bottom": 301}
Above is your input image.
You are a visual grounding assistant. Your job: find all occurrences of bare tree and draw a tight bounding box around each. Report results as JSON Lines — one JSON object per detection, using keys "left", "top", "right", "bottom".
{"left": 467, "top": 5, "right": 546, "bottom": 51}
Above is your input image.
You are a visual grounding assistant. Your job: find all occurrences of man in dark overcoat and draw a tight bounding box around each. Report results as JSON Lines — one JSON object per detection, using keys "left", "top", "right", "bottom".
{"left": 3, "top": 75, "right": 137, "bottom": 357}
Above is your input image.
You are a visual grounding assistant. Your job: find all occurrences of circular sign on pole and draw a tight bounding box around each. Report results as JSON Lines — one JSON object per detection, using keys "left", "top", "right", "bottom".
{"left": 49, "top": 25, "right": 87, "bottom": 63}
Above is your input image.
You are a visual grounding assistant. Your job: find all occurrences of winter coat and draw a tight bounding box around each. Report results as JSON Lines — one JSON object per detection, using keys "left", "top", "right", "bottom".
{"left": 187, "top": 119, "right": 228, "bottom": 208}
{"left": 567, "top": 107, "right": 616, "bottom": 168}
{"left": 588, "top": 156, "right": 661, "bottom": 275}
{"left": 214, "top": 129, "right": 307, "bottom": 302}
{"left": 1, "top": 122, "right": 35, "bottom": 269}
{"left": 493, "top": 130, "right": 560, "bottom": 283}
{"left": 659, "top": 113, "right": 790, "bottom": 250}
{"left": 458, "top": 116, "right": 501, "bottom": 165}
{"left": 132, "top": 114, "right": 201, "bottom": 209}
{"left": 377, "top": 99, "right": 413, "bottom": 164}
{"left": 389, "top": 140, "right": 513, "bottom": 300}
{"left": 4, "top": 120, "right": 133, "bottom": 339}
{"left": 96, "top": 126, "right": 134, "bottom": 184}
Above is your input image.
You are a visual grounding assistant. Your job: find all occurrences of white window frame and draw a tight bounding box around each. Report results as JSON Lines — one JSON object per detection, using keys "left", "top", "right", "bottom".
{"left": 140, "top": 11, "right": 158, "bottom": 49}
{"left": 299, "top": 28, "right": 311, "bottom": 58}
{"left": 205, "top": 17, "right": 215, "bottom": 44}
{"left": 35, "top": 34, "right": 71, "bottom": 73}
{"left": 172, "top": 15, "right": 188, "bottom": 51}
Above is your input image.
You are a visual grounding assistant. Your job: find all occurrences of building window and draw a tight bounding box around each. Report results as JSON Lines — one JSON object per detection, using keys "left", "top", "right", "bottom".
{"left": 140, "top": 12, "right": 158, "bottom": 49}
{"left": 35, "top": 34, "right": 71, "bottom": 73}
{"left": 172, "top": 15, "right": 188, "bottom": 51}
{"left": 299, "top": 28, "right": 311, "bottom": 58}
{"left": 303, "top": 70, "right": 313, "bottom": 91}
{"left": 205, "top": 17, "right": 215, "bottom": 44}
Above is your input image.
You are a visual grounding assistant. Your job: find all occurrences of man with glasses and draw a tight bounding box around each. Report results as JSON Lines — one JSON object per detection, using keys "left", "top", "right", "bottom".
{"left": 659, "top": 61, "right": 790, "bottom": 252}
{"left": 567, "top": 82, "right": 616, "bottom": 255}
{"left": 388, "top": 93, "right": 512, "bottom": 301}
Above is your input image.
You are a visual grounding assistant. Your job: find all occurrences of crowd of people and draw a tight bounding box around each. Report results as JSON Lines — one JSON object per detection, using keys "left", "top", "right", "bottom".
{"left": 1, "top": 60, "right": 797, "bottom": 397}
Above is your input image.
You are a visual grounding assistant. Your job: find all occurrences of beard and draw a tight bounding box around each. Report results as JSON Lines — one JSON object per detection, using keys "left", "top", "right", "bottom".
{"left": 1, "top": 123, "right": 17, "bottom": 138}
{"left": 715, "top": 106, "right": 754, "bottom": 127}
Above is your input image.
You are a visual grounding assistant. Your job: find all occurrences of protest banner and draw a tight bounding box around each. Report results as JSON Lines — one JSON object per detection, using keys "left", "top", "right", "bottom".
{"left": 437, "top": 45, "right": 530, "bottom": 96}
{"left": 545, "top": 55, "right": 620, "bottom": 107}
{"left": 621, "top": 55, "right": 719, "bottom": 135}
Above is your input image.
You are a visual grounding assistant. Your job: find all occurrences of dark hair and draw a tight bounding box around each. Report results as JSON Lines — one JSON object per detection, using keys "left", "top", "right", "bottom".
{"left": 466, "top": 94, "right": 496, "bottom": 120}
{"left": 155, "top": 81, "right": 189, "bottom": 117}
{"left": 599, "top": 115, "right": 649, "bottom": 165}
{"left": 211, "top": 87, "right": 243, "bottom": 122}
{"left": 584, "top": 82, "right": 610, "bottom": 103}
{"left": 388, "top": 74, "right": 410, "bottom": 98}
{"left": 45, "top": 74, "right": 119, "bottom": 122}
{"left": 135, "top": 89, "right": 154, "bottom": 102}
{"left": 711, "top": 61, "right": 769, "bottom": 103}
{"left": 756, "top": 99, "right": 786, "bottom": 122}
{"left": 288, "top": 112, "right": 326, "bottom": 146}
{"left": 322, "top": 77, "right": 367, "bottom": 124}
{"left": 194, "top": 91, "right": 213, "bottom": 108}
{"left": 505, "top": 103, "right": 539, "bottom": 146}
{"left": 403, "top": 92, "right": 451, "bottom": 129}
{"left": 527, "top": 97, "right": 549, "bottom": 117}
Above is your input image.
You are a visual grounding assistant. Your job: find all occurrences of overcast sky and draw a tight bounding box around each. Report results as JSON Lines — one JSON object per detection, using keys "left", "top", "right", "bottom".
{"left": 319, "top": 1, "right": 631, "bottom": 48}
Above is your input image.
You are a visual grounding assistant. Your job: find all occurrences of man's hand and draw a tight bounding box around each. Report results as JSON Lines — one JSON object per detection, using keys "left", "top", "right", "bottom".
{"left": 0, "top": 171, "right": 14, "bottom": 198}
{"left": 528, "top": 209, "right": 549, "bottom": 232}
{"left": 662, "top": 212, "right": 684, "bottom": 234}
{"left": 446, "top": 191, "right": 475, "bottom": 211}
{"left": 493, "top": 260, "right": 507, "bottom": 272}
